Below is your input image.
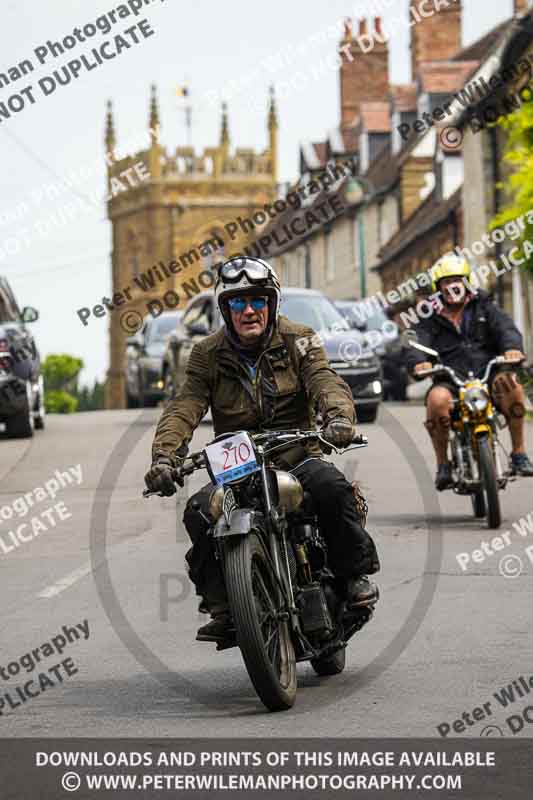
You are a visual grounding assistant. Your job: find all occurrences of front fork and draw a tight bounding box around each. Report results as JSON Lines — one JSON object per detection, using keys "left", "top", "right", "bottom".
{"left": 257, "top": 453, "right": 297, "bottom": 626}
{"left": 471, "top": 422, "right": 507, "bottom": 486}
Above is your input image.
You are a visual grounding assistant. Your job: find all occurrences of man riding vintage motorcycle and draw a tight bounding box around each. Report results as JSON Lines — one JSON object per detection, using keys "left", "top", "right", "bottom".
{"left": 406, "top": 253, "right": 533, "bottom": 490}
{"left": 145, "top": 257, "right": 380, "bottom": 643}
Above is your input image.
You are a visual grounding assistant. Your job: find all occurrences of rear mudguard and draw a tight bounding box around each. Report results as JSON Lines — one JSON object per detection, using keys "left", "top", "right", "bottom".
{"left": 213, "top": 509, "right": 264, "bottom": 539}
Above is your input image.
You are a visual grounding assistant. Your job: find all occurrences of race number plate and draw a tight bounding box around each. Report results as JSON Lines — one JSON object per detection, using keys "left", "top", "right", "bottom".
{"left": 204, "top": 432, "right": 259, "bottom": 486}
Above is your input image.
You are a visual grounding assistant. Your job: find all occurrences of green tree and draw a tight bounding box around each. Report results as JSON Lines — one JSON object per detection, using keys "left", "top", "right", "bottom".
{"left": 42, "top": 354, "right": 83, "bottom": 413}
{"left": 491, "top": 91, "right": 533, "bottom": 275}
{"left": 75, "top": 379, "right": 106, "bottom": 411}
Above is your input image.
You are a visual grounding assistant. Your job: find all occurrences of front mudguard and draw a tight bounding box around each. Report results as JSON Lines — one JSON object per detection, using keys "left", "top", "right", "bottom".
{"left": 212, "top": 508, "right": 264, "bottom": 539}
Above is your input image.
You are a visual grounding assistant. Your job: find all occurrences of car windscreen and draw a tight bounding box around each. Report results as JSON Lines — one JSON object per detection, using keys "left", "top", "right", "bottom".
{"left": 280, "top": 294, "right": 350, "bottom": 333}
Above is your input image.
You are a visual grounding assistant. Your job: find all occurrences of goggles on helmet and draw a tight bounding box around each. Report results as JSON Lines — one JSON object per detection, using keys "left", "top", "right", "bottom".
{"left": 217, "top": 258, "right": 271, "bottom": 284}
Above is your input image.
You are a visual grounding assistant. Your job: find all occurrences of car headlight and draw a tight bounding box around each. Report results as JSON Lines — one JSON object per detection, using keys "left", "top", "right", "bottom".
{"left": 464, "top": 386, "right": 489, "bottom": 413}
{"left": 357, "top": 357, "right": 377, "bottom": 368}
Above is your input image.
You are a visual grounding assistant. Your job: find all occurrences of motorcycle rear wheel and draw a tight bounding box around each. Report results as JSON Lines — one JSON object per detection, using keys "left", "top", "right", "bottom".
{"left": 477, "top": 435, "right": 501, "bottom": 529}
{"left": 224, "top": 532, "right": 297, "bottom": 712}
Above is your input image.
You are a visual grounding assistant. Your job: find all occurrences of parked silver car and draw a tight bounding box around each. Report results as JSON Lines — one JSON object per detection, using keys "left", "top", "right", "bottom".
{"left": 126, "top": 311, "right": 182, "bottom": 407}
{"left": 0, "top": 276, "right": 44, "bottom": 438}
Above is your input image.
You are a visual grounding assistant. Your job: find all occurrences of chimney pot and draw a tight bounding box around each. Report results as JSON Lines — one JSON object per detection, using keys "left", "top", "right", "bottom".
{"left": 343, "top": 17, "right": 353, "bottom": 40}
{"left": 514, "top": 0, "right": 529, "bottom": 14}
{"left": 359, "top": 18, "right": 368, "bottom": 37}
{"left": 375, "top": 17, "right": 383, "bottom": 35}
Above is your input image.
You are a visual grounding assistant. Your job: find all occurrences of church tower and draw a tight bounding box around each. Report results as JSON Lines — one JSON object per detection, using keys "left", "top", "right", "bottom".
{"left": 105, "top": 86, "right": 278, "bottom": 409}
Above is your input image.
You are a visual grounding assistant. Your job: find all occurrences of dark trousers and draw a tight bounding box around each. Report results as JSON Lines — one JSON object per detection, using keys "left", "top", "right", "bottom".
{"left": 183, "top": 458, "right": 380, "bottom": 608}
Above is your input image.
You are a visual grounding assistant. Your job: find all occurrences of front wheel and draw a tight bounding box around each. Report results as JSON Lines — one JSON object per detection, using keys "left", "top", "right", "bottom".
{"left": 471, "top": 490, "right": 486, "bottom": 518}
{"left": 477, "top": 435, "right": 501, "bottom": 529}
{"left": 224, "top": 532, "right": 297, "bottom": 712}
{"left": 6, "top": 381, "right": 34, "bottom": 439}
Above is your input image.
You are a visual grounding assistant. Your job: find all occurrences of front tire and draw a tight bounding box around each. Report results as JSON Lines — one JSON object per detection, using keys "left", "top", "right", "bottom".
{"left": 471, "top": 490, "right": 486, "bottom": 518}
{"left": 224, "top": 532, "right": 297, "bottom": 712}
{"left": 6, "top": 381, "right": 34, "bottom": 439}
{"left": 477, "top": 435, "right": 501, "bottom": 529}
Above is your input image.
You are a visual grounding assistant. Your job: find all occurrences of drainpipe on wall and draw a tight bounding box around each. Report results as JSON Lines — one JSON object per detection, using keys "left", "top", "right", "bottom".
{"left": 488, "top": 126, "right": 504, "bottom": 308}
{"left": 304, "top": 242, "right": 311, "bottom": 288}
{"left": 357, "top": 210, "right": 367, "bottom": 299}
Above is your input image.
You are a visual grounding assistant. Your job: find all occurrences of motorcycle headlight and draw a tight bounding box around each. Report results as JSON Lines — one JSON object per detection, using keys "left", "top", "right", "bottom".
{"left": 464, "top": 386, "right": 489, "bottom": 413}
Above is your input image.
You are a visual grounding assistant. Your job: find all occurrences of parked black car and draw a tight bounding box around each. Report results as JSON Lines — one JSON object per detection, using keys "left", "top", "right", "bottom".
{"left": 162, "top": 288, "right": 383, "bottom": 422}
{"left": 335, "top": 299, "right": 408, "bottom": 402}
{"left": 0, "top": 276, "right": 44, "bottom": 438}
{"left": 125, "top": 311, "right": 182, "bottom": 407}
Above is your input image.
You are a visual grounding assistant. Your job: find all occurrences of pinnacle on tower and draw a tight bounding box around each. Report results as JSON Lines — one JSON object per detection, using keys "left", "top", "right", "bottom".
{"left": 149, "top": 83, "right": 160, "bottom": 141}
{"left": 105, "top": 100, "right": 116, "bottom": 160}
{"left": 221, "top": 101, "right": 229, "bottom": 146}
{"left": 268, "top": 85, "right": 278, "bottom": 129}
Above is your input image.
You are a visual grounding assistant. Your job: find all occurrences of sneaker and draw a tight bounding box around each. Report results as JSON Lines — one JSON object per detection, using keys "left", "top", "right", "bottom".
{"left": 435, "top": 462, "right": 453, "bottom": 491}
{"left": 510, "top": 453, "right": 533, "bottom": 477}
{"left": 196, "top": 610, "right": 234, "bottom": 643}
{"left": 345, "top": 576, "right": 379, "bottom": 609}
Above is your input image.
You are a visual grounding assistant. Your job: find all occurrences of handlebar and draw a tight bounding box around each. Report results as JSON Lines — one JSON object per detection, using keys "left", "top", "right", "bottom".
{"left": 143, "top": 429, "right": 368, "bottom": 497}
{"left": 415, "top": 355, "right": 523, "bottom": 387}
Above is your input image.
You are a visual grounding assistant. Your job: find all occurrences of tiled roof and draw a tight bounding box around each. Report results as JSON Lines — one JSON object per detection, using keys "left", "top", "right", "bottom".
{"left": 251, "top": 169, "right": 353, "bottom": 258}
{"left": 377, "top": 187, "right": 462, "bottom": 268}
{"left": 418, "top": 60, "right": 480, "bottom": 94}
{"left": 453, "top": 20, "right": 510, "bottom": 62}
{"left": 363, "top": 141, "right": 399, "bottom": 193}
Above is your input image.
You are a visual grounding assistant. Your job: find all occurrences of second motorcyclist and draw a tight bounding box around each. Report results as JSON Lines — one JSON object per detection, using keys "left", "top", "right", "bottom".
{"left": 406, "top": 253, "right": 533, "bottom": 489}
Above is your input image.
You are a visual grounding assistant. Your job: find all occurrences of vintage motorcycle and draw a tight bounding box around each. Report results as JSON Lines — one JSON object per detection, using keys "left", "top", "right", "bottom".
{"left": 411, "top": 340, "right": 523, "bottom": 529}
{"left": 145, "top": 428, "right": 376, "bottom": 712}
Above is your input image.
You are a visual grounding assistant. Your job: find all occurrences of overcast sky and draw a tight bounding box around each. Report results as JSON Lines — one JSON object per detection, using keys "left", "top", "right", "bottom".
{"left": 0, "top": 0, "right": 512, "bottom": 386}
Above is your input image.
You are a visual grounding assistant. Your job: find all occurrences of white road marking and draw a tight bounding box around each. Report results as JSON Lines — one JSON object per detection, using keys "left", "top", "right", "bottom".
{"left": 37, "top": 562, "right": 94, "bottom": 599}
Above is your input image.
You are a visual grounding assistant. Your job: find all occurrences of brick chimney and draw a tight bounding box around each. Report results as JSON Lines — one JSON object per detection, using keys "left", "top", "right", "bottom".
{"left": 410, "top": 1, "right": 462, "bottom": 81}
{"left": 339, "top": 17, "right": 390, "bottom": 131}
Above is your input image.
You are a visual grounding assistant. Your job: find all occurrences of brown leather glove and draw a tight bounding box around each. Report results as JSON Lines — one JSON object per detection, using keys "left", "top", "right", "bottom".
{"left": 322, "top": 417, "right": 356, "bottom": 448}
{"left": 144, "top": 457, "right": 178, "bottom": 496}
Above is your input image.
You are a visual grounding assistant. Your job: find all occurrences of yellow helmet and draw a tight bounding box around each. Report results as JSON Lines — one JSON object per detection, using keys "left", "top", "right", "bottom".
{"left": 430, "top": 254, "right": 471, "bottom": 293}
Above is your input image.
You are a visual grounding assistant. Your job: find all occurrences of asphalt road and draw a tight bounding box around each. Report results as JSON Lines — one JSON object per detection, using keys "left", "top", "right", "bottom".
{"left": 1, "top": 406, "right": 532, "bottom": 738}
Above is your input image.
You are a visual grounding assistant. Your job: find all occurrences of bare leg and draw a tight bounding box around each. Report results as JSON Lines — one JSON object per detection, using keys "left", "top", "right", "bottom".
{"left": 425, "top": 386, "right": 455, "bottom": 465}
{"left": 492, "top": 372, "right": 526, "bottom": 454}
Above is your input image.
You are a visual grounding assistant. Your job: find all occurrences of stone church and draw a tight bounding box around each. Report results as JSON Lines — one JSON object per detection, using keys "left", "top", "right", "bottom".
{"left": 105, "top": 85, "right": 278, "bottom": 409}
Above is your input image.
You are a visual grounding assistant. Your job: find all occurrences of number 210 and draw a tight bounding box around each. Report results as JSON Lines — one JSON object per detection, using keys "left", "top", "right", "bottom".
{"left": 223, "top": 442, "right": 251, "bottom": 470}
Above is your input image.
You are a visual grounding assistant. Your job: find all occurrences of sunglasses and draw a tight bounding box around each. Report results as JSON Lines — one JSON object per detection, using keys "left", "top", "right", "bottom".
{"left": 227, "top": 296, "right": 268, "bottom": 313}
